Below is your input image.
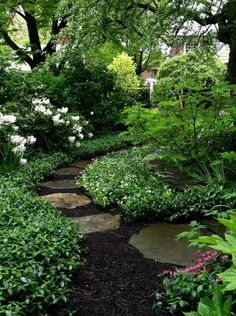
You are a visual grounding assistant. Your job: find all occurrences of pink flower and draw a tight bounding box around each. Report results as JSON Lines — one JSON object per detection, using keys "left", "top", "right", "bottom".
{"left": 221, "top": 255, "right": 229, "bottom": 262}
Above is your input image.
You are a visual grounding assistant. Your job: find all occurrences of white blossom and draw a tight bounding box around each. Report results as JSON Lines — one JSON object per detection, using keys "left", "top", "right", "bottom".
{"left": 75, "top": 141, "right": 81, "bottom": 148}
{"left": 0, "top": 113, "right": 17, "bottom": 125}
{"left": 3, "top": 115, "right": 17, "bottom": 124}
{"left": 52, "top": 114, "right": 64, "bottom": 126}
{"left": 68, "top": 136, "right": 76, "bottom": 143}
{"left": 73, "top": 124, "right": 83, "bottom": 133}
{"left": 27, "top": 136, "right": 37, "bottom": 144}
{"left": 71, "top": 116, "right": 80, "bottom": 121}
{"left": 32, "top": 97, "right": 50, "bottom": 105}
{"left": 79, "top": 133, "right": 84, "bottom": 140}
{"left": 90, "top": 111, "right": 94, "bottom": 115}
{"left": 10, "top": 135, "right": 26, "bottom": 145}
{"left": 88, "top": 133, "right": 93, "bottom": 138}
{"left": 12, "top": 144, "right": 26, "bottom": 155}
{"left": 58, "top": 107, "right": 68, "bottom": 114}
{"left": 34, "top": 104, "right": 52, "bottom": 116}
{"left": 20, "top": 158, "right": 27, "bottom": 165}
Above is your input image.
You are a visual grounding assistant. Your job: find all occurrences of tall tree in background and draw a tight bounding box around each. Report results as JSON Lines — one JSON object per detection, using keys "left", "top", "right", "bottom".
{"left": 0, "top": 0, "right": 68, "bottom": 69}
{"left": 1, "top": 0, "right": 236, "bottom": 83}
{"left": 68, "top": 0, "right": 236, "bottom": 83}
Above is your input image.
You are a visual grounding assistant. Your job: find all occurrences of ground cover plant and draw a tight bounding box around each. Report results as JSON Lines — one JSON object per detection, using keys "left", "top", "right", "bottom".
{"left": 68, "top": 133, "right": 132, "bottom": 159}
{"left": 0, "top": 132, "right": 131, "bottom": 315}
{"left": 0, "top": 152, "right": 85, "bottom": 315}
{"left": 78, "top": 147, "right": 236, "bottom": 222}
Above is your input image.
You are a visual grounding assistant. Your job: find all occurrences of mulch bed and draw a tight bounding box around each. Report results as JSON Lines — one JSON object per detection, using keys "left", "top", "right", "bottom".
{"left": 39, "top": 169, "right": 178, "bottom": 316}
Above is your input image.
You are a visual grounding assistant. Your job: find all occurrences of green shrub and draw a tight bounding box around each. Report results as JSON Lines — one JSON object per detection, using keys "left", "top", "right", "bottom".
{"left": 108, "top": 52, "right": 140, "bottom": 92}
{"left": 0, "top": 46, "right": 31, "bottom": 107}
{"left": 168, "top": 185, "right": 234, "bottom": 221}
{"left": 32, "top": 48, "right": 133, "bottom": 131}
{"left": 0, "top": 152, "right": 84, "bottom": 315}
{"left": 124, "top": 82, "right": 236, "bottom": 163}
{"left": 156, "top": 50, "right": 225, "bottom": 93}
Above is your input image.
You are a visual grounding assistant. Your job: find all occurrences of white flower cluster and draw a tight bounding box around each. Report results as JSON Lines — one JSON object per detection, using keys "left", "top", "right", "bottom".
{"left": 0, "top": 113, "right": 17, "bottom": 126}
{"left": 0, "top": 111, "right": 37, "bottom": 165}
{"left": 33, "top": 98, "right": 53, "bottom": 116}
{"left": 10, "top": 135, "right": 36, "bottom": 163}
{"left": 32, "top": 97, "right": 93, "bottom": 148}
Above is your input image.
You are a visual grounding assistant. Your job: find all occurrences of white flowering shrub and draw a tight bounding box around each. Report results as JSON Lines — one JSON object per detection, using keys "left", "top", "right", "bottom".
{"left": 0, "top": 112, "right": 36, "bottom": 168}
{"left": 21, "top": 97, "right": 93, "bottom": 152}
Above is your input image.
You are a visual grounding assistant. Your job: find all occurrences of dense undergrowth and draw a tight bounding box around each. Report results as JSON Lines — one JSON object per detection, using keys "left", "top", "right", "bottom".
{"left": 0, "top": 134, "right": 130, "bottom": 315}
{"left": 78, "top": 147, "right": 236, "bottom": 222}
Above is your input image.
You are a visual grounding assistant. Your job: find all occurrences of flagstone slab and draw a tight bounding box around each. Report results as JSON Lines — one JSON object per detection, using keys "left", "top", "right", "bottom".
{"left": 41, "top": 193, "right": 91, "bottom": 209}
{"left": 70, "top": 160, "right": 91, "bottom": 169}
{"left": 55, "top": 167, "right": 83, "bottom": 176}
{"left": 40, "top": 180, "right": 77, "bottom": 189}
{"left": 75, "top": 214, "right": 121, "bottom": 234}
{"left": 129, "top": 223, "right": 198, "bottom": 266}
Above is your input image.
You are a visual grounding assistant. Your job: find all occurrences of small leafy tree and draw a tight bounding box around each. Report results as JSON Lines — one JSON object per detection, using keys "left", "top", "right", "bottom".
{"left": 108, "top": 52, "right": 140, "bottom": 93}
{"left": 157, "top": 50, "right": 226, "bottom": 88}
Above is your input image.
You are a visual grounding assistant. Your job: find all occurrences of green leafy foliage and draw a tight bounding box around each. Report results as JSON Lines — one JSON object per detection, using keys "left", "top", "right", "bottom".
{"left": 78, "top": 146, "right": 236, "bottom": 221}
{"left": 155, "top": 251, "right": 232, "bottom": 314}
{"left": 157, "top": 50, "right": 225, "bottom": 91}
{"left": 108, "top": 52, "right": 140, "bottom": 92}
{"left": 195, "top": 215, "right": 236, "bottom": 292}
{"left": 0, "top": 152, "right": 84, "bottom": 314}
{"left": 69, "top": 133, "right": 131, "bottom": 159}
{"left": 124, "top": 82, "right": 236, "bottom": 162}
{"left": 77, "top": 146, "right": 171, "bottom": 221}
{"left": 184, "top": 286, "right": 234, "bottom": 316}
{"left": 32, "top": 48, "right": 134, "bottom": 131}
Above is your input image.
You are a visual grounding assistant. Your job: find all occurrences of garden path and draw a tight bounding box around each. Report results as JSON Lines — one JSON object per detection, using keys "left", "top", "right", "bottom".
{"left": 38, "top": 159, "right": 198, "bottom": 315}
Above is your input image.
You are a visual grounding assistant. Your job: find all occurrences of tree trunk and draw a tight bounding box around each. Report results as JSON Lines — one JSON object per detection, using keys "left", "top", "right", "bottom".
{"left": 227, "top": 31, "right": 236, "bottom": 84}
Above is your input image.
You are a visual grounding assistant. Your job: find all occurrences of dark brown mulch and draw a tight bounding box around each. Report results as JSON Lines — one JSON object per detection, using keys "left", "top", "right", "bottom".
{"left": 39, "top": 171, "right": 176, "bottom": 316}
{"left": 65, "top": 220, "right": 174, "bottom": 316}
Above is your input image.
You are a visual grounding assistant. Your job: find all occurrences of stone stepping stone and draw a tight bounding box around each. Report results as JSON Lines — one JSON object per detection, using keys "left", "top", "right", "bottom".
{"left": 75, "top": 214, "right": 121, "bottom": 234}
{"left": 70, "top": 160, "right": 91, "bottom": 169}
{"left": 41, "top": 193, "right": 91, "bottom": 209}
{"left": 55, "top": 167, "right": 83, "bottom": 176}
{"left": 129, "top": 223, "right": 198, "bottom": 266}
{"left": 40, "top": 180, "right": 77, "bottom": 189}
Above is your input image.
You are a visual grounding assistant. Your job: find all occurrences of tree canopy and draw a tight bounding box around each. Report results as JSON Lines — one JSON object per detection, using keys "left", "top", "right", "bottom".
{"left": 0, "top": 0, "right": 67, "bottom": 69}
{"left": 1, "top": 0, "right": 236, "bottom": 83}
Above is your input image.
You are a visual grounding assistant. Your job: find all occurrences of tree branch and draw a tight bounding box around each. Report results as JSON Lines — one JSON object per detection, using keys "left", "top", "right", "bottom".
{"left": 0, "top": 30, "right": 34, "bottom": 68}
{"left": 135, "top": 2, "right": 157, "bottom": 13}
{"left": 24, "top": 9, "right": 41, "bottom": 51}
{"left": 43, "top": 18, "right": 67, "bottom": 54}
{"left": 192, "top": 12, "right": 220, "bottom": 26}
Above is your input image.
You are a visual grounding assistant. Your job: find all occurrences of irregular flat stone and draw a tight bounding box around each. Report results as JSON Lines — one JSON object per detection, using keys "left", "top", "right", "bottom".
{"left": 75, "top": 214, "right": 121, "bottom": 234}
{"left": 40, "top": 180, "right": 77, "bottom": 189}
{"left": 147, "top": 158, "right": 195, "bottom": 189}
{"left": 70, "top": 160, "right": 91, "bottom": 169}
{"left": 129, "top": 223, "right": 198, "bottom": 266}
{"left": 55, "top": 167, "right": 83, "bottom": 176}
{"left": 41, "top": 193, "right": 91, "bottom": 209}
